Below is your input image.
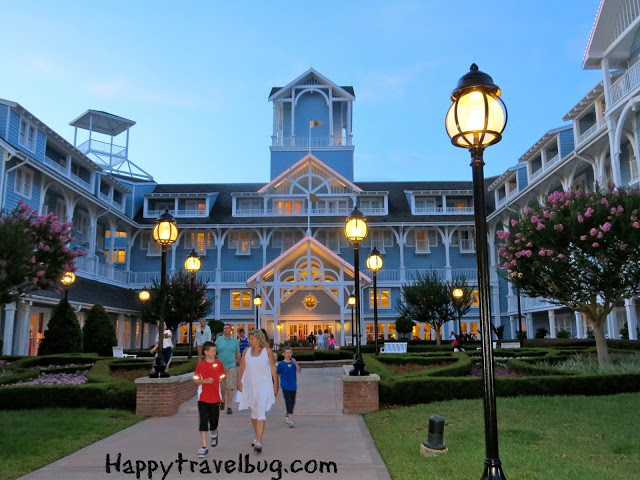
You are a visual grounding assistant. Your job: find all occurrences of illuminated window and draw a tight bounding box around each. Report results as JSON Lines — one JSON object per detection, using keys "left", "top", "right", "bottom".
{"left": 231, "top": 290, "right": 251, "bottom": 309}
{"left": 184, "top": 231, "right": 213, "bottom": 254}
{"left": 105, "top": 249, "right": 126, "bottom": 263}
{"left": 229, "top": 231, "right": 257, "bottom": 255}
{"left": 472, "top": 290, "right": 479, "bottom": 307}
{"left": 276, "top": 200, "right": 303, "bottom": 215}
{"left": 105, "top": 230, "right": 127, "bottom": 238}
{"left": 370, "top": 290, "right": 390, "bottom": 308}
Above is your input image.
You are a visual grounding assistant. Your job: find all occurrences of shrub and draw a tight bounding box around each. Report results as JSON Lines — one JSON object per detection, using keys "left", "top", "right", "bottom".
{"left": 37, "top": 300, "right": 83, "bottom": 355}
{"left": 83, "top": 304, "right": 117, "bottom": 356}
{"left": 556, "top": 329, "right": 571, "bottom": 338}
{"left": 535, "top": 327, "right": 549, "bottom": 339}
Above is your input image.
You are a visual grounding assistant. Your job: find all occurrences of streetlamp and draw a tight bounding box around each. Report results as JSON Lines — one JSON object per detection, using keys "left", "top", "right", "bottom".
{"left": 348, "top": 294, "right": 356, "bottom": 346}
{"left": 61, "top": 271, "right": 75, "bottom": 301}
{"left": 366, "top": 247, "right": 383, "bottom": 355}
{"left": 345, "top": 206, "right": 369, "bottom": 376}
{"left": 446, "top": 64, "right": 508, "bottom": 480}
{"left": 452, "top": 287, "right": 464, "bottom": 338}
{"left": 139, "top": 287, "right": 150, "bottom": 351}
{"left": 184, "top": 249, "right": 201, "bottom": 359}
{"left": 151, "top": 209, "right": 178, "bottom": 378}
{"left": 253, "top": 294, "right": 262, "bottom": 330}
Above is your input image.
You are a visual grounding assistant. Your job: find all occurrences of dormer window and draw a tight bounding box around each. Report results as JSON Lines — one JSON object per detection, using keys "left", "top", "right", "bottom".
{"left": 237, "top": 198, "right": 262, "bottom": 215}
{"left": 179, "top": 199, "right": 207, "bottom": 216}
{"left": 113, "top": 190, "right": 123, "bottom": 206}
{"left": 19, "top": 119, "right": 36, "bottom": 151}
{"left": 275, "top": 199, "right": 304, "bottom": 215}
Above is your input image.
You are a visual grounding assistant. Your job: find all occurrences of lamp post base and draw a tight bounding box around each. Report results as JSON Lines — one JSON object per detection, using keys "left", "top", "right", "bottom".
{"left": 481, "top": 458, "right": 506, "bottom": 480}
{"left": 348, "top": 354, "right": 369, "bottom": 376}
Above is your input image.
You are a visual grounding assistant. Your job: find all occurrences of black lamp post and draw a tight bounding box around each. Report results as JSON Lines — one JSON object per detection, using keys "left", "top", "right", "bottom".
{"left": 366, "top": 248, "right": 383, "bottom": 355}
{"left": 150, "top": 209, "right": 178, "bottom": 378}
{"left": 61, "top": 271, "right": 75, "bottom": 301}
{"left": 348, "top": 294, "right": 356, "bottom": 346}
{"left": 345, "top": 206, "right": 369, "bottom": 376}
{"left": 446, "top": 63, "right": 508, "bottom": 480}
{"left": 184, "top": 249, "right": 201, "bottom": 359}
{"left": 452, "top": 287, "right": 464, "bottom": 338}
{"left": 253, "top": 294, "right": 262, "bottom": 330}
{"left": 139, "top": 287, "right": 150, "bottom": 351}
{"left": 516, "top": 285, "right": 523, "bottom": 339}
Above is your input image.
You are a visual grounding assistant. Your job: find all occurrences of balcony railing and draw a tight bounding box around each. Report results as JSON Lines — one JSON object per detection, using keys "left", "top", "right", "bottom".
{"left": 414, "top": 206, "right": 474, "bottom": 214}
{"left": 70, "top": 172, "right": 92, "bottom": 191}
{"left": 546, "top": 153, "right": 560, "bottom": 167}
{"left": 610, "top": 61, "right": 640, "bottom": 107}
{"left": 75, "top": 256, "right": 128, "bottom": 285}
{"left": 44, "top": 156, "right": 67, "bottom": 175}
{"left": 76, "top": 139, "right": 128, "bottom": 159}
{"left": 234, "top": 207, "right": 384, "bottom": 217}
{"left": 271, "top": 135, "right": 351, "bottom": 147}
{"left": 576, "top": 118, "right": 605, "bottom": 146}
{"left": 146, "top": 209, "right": 208, "bottom": 218}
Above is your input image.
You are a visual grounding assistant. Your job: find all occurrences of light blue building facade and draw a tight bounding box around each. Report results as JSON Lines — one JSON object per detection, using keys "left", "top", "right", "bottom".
{"left": 2, "top": 0, "right": 640, "bottom": 356}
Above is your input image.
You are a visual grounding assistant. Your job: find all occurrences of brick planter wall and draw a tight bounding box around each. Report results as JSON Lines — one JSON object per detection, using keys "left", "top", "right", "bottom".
{"left": 134, "top": 372, "right": 196, "bottom": 416}
{"left": 341, "top": 367, "right": 380, "bottom": 414}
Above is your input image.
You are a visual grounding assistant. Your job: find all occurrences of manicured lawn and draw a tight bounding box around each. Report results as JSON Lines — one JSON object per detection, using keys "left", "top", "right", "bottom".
{"left": 0, "top": 408, "right": 144, "bottom": 480}
{"left": 364, "top": 393, "right": 640, "bottom": 480}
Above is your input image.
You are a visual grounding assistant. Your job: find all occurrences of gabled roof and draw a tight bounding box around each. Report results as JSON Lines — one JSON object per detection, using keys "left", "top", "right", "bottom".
{"left": 517, "top": 125, "right": 573, "bottom": 164}
{"left": 247, "top": 235, "right": 371, "bottom": 287}
{"left": 257, "top": 153, "right": 362, "bottom": 194}
{"left": 268, "top": 68, "right": 355, "bottom": 102}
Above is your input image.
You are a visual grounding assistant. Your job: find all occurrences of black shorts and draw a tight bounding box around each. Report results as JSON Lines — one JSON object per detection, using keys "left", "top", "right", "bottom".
{"left": 198, "top": 401, "right": 220, "bottom": 432}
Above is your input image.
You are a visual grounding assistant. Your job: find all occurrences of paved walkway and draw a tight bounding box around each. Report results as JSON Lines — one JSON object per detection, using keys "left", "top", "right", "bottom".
{"left": 19, "top": 367, "right": 391, "bottom": 480}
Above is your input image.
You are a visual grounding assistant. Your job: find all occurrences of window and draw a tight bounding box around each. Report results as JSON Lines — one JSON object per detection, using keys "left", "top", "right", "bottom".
{"left": 363, "top": 230, "right": 393, "bottom": 253}
{"left": 105, "top": 249, "right": 126, "bottom": 263}
{"left": 630, "top": 157, "right": 639, "bottom": 180}
{"left": 408, "top": 229, "right": 437, "bottom": 253}
{"left": 55, "top": 198, "right": 66, "bottom": 221}
{"left": 360, "top": 197, "right": 383, "bottom": 212}
{"left": 74, "top": 211, "right": 89, "bottom": 235}
{"left": 14, "top": 167, "right": 33, "bottom": 198}
{"left": 471, "top": 290, "right": 479, "bottom": 307}
{"left": 370, "top": 290, "right": 390, "bottom": 308}
{"left": 185, "top": 199, "right": 206, "bottom": 215}
{"left": 415, "top": 196, "right": 437, "bottom": 213}
{"left": 276, "top": 200, "right": 303, "bottom": 215}
{"left": 105, "top": 230, "right": 127, "bottom": 238}
{"left": 459, "top": 229, "right": 475, "bottom": 253}
{"left": 272, "top": 230, "right": 301, "bottom": 253}
{"left": 229, "top": 231, "right": 257, "bottom": 255}
{"left": 140, "top": 232, "right": 161, "bottom": 256}
{"left": 237, "top": 198, "right": 262, "bottom": 214}
{"left": 231, "top": 290, "right": 251, "bottom": 309}
{"left": 19, "top": 119, "right": 36, "bottom": 151}
{"left": 184, "top": 231, "right": 213, "bottom": 254}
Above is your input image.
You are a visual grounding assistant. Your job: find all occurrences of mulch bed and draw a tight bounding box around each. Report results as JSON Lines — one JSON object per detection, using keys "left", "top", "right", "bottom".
{"left": 110, "top": 368, "right": 152, "bottom": 383}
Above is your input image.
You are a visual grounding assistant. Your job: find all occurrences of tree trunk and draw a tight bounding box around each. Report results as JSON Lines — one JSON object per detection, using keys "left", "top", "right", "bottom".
{"left": 590, "top": 316, "right": 611, "bottom": 365}
{"left": 435, "top": 327, "right": 442, "bottom": 345}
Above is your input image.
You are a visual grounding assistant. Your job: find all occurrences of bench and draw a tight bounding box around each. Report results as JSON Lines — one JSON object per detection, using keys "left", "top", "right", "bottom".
{"left": 499, "top": 341, "right": 521, "bottom": 349}
{"left": 379, "top": 342, "right": 407, "bottom": 354}
{"left": 112, "top": 346, "right": 137, "bottom": 358}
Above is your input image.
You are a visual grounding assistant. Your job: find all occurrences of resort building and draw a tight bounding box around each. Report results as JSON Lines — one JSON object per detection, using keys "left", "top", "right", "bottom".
{"left": 1, "top": 0, "right": 639, "bottom": 355}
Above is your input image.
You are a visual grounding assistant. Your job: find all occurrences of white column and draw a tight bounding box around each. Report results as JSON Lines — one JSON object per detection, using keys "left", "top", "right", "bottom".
{"left": 118, "top": 317, "right": 125, "bottom": 347}
{"left": 575, "top": 312, "right": 584, "bottom": 338}
{"left": 624, "top": 298, "right": 638, "bottom": 340}
{"left": 419, "top": 323, "right": 424, "bottom": 340}
{"left": 2, "top": 302, "right": 17, "bottom": 355}
{"left": 16, "top": 300, "right": 32, "bottom": 356}
{"left": 606, "top": 310, "right": 617, "bottom": 339}
{"left": 525, "top": 313, "right": 534, "bottom": 339}
{"left": 510, "top": 315, "right": 517, "bottom": 340}
{"left": 548, "top": 310, "right": 556, "bottom": 338}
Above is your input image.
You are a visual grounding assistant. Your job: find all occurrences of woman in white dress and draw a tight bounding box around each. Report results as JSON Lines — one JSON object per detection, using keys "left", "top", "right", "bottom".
{"left": 237, "top": 329, "right": 278, "bottom": 452}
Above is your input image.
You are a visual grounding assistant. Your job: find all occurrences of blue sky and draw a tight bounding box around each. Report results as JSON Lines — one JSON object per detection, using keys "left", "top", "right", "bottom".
{"left": 1, "top": 1, "right": 603, "bottom": 185}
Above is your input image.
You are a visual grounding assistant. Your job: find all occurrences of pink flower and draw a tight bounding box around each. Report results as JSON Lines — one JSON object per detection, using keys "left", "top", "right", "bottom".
{"left": 600, "top": 222, "right": 611, "bottom": 232}
{"left": 580, "top": 235, "right": 587, "bottom": 241}
{"left": 633, "top": 222, "right": 640, "bottom": 229}
{"left": 526, "top": 242, "right": 533, "bottom": 247}
{"left": 557, "top": 254, "right": 565, "bottom": 259}
{"left": 510, "top": 219, "right": 517, "bottom": 227}
{"left": 601, "top": 198, "right": 609, "bottom": 206}
{"left": 578, "top": 215, "right": 584, "bottom": 223}
{"left": 584, "top": 207, "right": 594, "bottom": 217}
{"left": 35, "top": 270, "right": 45, "bottom": 277}
{"left": 539, "top": 250, "right": 546, "bottom": 256}
{"left": 29, "top": 256, "right": 36, "bottom": 263}
{"left": 590, "top": 228, "right": 598, "bottom": 236}
{"left": 497, "top": 230, "right": 510, "bottom": 240}
{"left": 536, "top": 223, "right": 545, "bottom": 230}
{"left": 554, "top": 224, "right": 564, "bottom": 231}
{"left": 592, "top": 242, "right": 600, "bottom": 247}
{"left": 523, "top": 250, "right": 532, "bottom": 258}
{"left": 531, "top": 215, "right": 539, "bottom": 223}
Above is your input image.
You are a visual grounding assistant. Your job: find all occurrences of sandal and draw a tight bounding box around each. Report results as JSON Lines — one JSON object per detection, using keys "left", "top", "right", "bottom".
{"left": 211, "top": 433, "right": 218, "bottom": 448}
{"left": 251, "top": 439, "right": 257, "bottom": 447}
{"left": 253, "top": 442, "right": 262, "bottom": 453}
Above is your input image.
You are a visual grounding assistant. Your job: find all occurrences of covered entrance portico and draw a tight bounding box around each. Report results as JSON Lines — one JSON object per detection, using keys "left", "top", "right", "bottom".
{"left": 247, "top": 236, "right": 370, "bottom": 347}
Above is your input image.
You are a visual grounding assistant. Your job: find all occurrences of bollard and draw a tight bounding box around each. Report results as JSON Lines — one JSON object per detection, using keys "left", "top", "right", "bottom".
{"left": 420, "top": 415, "right": 448, "bottom": 455}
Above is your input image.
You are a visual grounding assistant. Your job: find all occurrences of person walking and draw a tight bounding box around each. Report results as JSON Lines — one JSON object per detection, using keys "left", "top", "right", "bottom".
{"left": 151, "top": 328, "right": 173, "bottom": 372}
{"left": 328, "top": 333, "right": 335, "bottom": 350}
{"left": 193, "top": 342, "right": 225, "bottom": 458}
{"left": 237, "top": 328, "right": 249, "bottom": 356}
{"left": 195, "top": 318, "right": 212, "bottom": 363}
{"left": 237, "top": 329, "right": 278, "bottom": 453}
{"left": 316, "top": 329, "right": 324, "bottom": 349}
{"left": 215, "top": 324, "right": 240, "bottom": 414}
{"left": 276, "top": 346, "right": 301, "bottom": 427}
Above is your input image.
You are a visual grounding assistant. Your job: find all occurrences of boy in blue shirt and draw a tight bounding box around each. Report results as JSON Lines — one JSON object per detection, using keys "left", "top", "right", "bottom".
{"left": 276, "top": 346, "right": 301, "bottom": 427}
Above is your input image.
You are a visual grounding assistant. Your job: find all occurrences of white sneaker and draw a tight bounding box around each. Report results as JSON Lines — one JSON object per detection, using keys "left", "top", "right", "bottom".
{"left": 198, "top": 447, "right": 208, "bottom": 458}
{"left": 285, "top": 416, "right": 295, "bottom": 428}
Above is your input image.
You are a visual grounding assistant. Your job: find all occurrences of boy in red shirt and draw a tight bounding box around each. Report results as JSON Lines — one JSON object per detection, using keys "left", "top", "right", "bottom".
{"left": 193, "top": 341, "right": 226, "bottom": 457}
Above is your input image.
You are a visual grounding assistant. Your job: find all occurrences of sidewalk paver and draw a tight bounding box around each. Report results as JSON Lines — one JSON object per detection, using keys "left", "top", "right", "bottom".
{"left": 18, "top": 366, "right": 390, "bottom": 480}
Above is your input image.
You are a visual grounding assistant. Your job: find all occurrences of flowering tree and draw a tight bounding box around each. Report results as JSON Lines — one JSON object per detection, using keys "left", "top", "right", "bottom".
{"left": 497, "top": 187, "right": 640, "bottom": 364}
{"left": 0, "top": 201, "right": 85, "bottom": 305}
